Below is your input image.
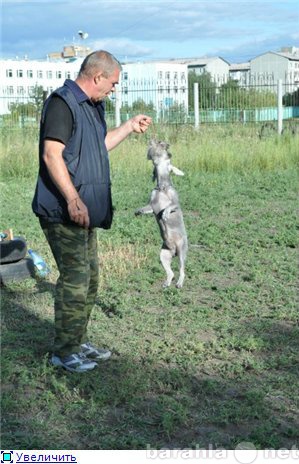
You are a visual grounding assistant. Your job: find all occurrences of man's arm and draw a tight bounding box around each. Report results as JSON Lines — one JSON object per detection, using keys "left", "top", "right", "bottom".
{"left": 105, "top": 114, "right": 152, "bottom": 151}
{"left": 43, "top": 139, "right": 90, "bottom": 228}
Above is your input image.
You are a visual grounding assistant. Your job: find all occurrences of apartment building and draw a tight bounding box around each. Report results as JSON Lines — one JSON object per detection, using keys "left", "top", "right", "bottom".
{"left": 1, "top": 46, "right": 298, "bottom": 116}
{"left": 250, "top": 47, "right": 299, "bottom": 92}
{"left": 172, "top": 57, "right": 230, "bottom": 83}
{"left": 120, "top": 61, "right": 188, "bottom": 112}
{"left": 0, "top": 57, "right": 82, "bottom": 114}
{"left": 229, "top": 62, "right": 251, "bottom": 84}
{"left": 0, "top": 57, "right": 188, "bottom": 115}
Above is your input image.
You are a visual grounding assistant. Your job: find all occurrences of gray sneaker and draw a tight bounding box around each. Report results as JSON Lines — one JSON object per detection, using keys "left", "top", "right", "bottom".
{"left": 81, "top": 342, "right": 112, "bottom": 361}
{"left": 51, "top": 352, "right": 97, "bottom": 373}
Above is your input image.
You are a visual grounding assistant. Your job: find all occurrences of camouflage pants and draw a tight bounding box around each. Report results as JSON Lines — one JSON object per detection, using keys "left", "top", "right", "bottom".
{"left": 40, "top": 220, "right": 99, "bottom": 357}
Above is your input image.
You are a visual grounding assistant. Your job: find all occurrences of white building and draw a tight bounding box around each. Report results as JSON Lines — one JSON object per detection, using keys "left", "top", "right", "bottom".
{"left": 173, "top": 57, "right": 230, "bottom": 83}
{"left": 229, "top": 62, "right": 251, "bottom": 84}
{"left": 0, "top": 57, "right": 188, "bottom": 117}
{"left": 250, "top": 48, "right": 299, "bottom": 92}
{"left": 0, "top": 57, "right": 82, "bottom": 114}
{"left": 120, "top": 61, "right": 188, "bottom": 113}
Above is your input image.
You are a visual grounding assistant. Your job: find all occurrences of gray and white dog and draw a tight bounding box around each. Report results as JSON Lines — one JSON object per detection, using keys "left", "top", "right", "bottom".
{"left": 135, "top": 140, "right": 188, "bottom": 288}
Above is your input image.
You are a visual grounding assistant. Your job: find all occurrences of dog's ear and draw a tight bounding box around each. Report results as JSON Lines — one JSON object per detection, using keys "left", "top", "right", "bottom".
{"left": 160, "top": 141, "right": 170, "bottom": 151}
{"left": 170, "top": 165, "right": 184, "bottom": 176}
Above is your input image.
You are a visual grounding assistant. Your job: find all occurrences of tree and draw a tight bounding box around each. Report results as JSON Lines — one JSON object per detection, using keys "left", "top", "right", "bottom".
{"left": 131, "top": 98, "right": 155, "bottom": 113}
{"left": 217, "top": 79, "right": 276, "bottom": 109}
{"left": 166, "top": 102, "right": 187, "bottom": 123}
{"left": 8, "top": 101, "right": 37, "bottom": 126}
{"left": 217, "top": 79, "right": 242, "bottom": 108}
{"left": 120, "top": 98, "right": 156, "bottom": 118}
{"left": 188, "top": 70, "right": 217, "bottom": 110}
{"left": 29, "top": 84, "right": 46, "bottom": 115}
{"left": 8, "top": 85, "right": 46, "bottom": 125}
{"left": 283, "top": 88, "right": 299, "bottom": 106}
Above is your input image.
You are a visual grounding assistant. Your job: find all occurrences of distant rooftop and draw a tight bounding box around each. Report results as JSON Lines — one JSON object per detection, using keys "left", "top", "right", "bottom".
{"left": 123, "top": 56, "right": 230, "bottom": 66}
{"left": 274, "top": 51, "right": 299, "bottom": 60}
{"left": 229, "top": 62, "right": 250, "bottom": 71}
{"left": 251, "top": 47, "right": 299, "bottom": 62}
{"left": 168, "top": 56, "right": 231, "bottom": 65}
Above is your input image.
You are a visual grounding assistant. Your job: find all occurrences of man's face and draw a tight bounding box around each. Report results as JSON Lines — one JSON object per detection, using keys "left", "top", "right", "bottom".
{"left": 93, "top": 68, "right": 120, "bottom": 102}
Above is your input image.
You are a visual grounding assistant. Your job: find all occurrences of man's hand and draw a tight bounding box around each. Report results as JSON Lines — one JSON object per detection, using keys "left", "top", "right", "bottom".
{"left": 67, "top": 197, "right": 90, "bottom": 228}
{"left": 130, "top": 114, "right": 152, "bottom": 133}
{"left": 105, "top": 114, "right": 152, "bottom": 151}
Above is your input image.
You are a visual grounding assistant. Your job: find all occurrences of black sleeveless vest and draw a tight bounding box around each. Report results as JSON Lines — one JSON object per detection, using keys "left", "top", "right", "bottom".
{"left": 32, "top": 80, "right": 113, "bottom": 229}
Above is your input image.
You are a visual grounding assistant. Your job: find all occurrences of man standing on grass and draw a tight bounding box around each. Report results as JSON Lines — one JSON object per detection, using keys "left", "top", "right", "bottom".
{"left": 32, "top": 50, "right": 152, "bottom": 373}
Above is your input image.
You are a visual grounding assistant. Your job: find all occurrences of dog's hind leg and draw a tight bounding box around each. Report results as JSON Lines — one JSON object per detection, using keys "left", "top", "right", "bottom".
{"left": 176, "top": 258, "right": 185, "bottom": 289}
{"left": 160, "top": 248, "right": 174, "bottom": 288}
{"left": 176, "top": 239, "right": 187, "bottom": 288}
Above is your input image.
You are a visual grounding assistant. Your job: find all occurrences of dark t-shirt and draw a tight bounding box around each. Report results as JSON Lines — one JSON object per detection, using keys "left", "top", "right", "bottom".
{"left": 43, "top": 96, "right": 73, "bottom": 145}
{"left": 43, "top": 95, "right": 105, "bottom": 145}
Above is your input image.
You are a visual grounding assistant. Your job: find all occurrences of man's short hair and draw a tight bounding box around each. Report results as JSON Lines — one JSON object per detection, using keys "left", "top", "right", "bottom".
{"left": 78, "top": 50, "right": 122, "bottom": 79}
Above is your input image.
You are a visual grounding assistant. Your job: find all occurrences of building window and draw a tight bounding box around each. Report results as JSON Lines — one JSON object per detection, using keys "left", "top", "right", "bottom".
{"left": 47, "top": 87, "right": 54, "bottom": 93}
{"left": 174, "top": 72, "right": 178, "bottom": 80}
{"left": 56, "top": 71, "right": 62, "bottom": 79}
{"left": 157, "top": 71, "right": 163, "bottom": 79}
{"left": 180, "top": 86, "right": 186, "bottom": 93}
{"left": 165, "top": 72, "right": 170, "bottom": 80}
{"left": 6, "top": 69, "right": 13, "bottom": 77}
{"left": 17, "top": 69, "right": 23, "bottom": 78}
{"left": 47, "top": 70, "right": 53, "bottom": 79}
{"left": 158, "top": 86, "right": 163, "bottom": 93}
{"left": 7, "top": 86, "right": 14, "bottom": 95}
{"left": 65, "top": 71, "right": 71, "bottom": 79}
{"left": 27, "top": 70, "right": 33, "bottom": 78}
{"left": 123, "top": 72, "right": 128, "bottom": 80}
{"left": 17, "top": 86, "right": 25, "bottom": 95}
{"left": 37, "top": 70, "right": 43, "bottom": 78}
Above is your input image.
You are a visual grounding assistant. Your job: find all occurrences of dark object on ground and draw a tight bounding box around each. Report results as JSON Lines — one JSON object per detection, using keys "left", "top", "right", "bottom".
{"left": 0, "top": 236, "right": 27, "bottom": 264}
{"left": 0, "top": 258, "right": 35, "bottom": 285}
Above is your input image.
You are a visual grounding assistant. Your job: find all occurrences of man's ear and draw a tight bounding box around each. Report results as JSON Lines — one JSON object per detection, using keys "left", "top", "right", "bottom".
{"left": 94, "top": 72, "right": 102, "bottom": 84}
{"left": 170, "top": 165, "right": 184, "bottom": 176}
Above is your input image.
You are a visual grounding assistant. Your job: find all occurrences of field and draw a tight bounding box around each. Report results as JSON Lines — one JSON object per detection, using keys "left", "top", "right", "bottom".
{"left": 0, "top": 124, "right": 298, "bottom": 450}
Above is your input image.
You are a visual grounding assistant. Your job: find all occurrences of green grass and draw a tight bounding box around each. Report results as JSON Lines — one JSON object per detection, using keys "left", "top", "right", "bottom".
{"left": 1, "top": 125, "right": 299, "bottom": 449}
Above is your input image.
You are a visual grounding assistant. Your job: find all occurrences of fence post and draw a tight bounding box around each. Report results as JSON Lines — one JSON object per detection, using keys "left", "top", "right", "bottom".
{"left": 194, "top": 82, "right": 199, "bottom": 129}
{"left": 277, "top": 79, "right": 283, "bottom": 135}
{"left": 115, "top": 88, "right": 121, "bottom": 127}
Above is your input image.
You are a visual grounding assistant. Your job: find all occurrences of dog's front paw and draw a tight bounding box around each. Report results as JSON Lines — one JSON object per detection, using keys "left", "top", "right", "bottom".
{"left": 162, "top": 209, "right": 170, "bottom": 221}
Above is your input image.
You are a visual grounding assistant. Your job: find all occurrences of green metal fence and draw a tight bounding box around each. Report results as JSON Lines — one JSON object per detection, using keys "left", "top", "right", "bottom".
{"left": 1, "top": 73, "right": 298, "bottom": 130}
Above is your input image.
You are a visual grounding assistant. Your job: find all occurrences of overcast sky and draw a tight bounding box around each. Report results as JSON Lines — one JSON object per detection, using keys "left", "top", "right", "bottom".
{"left": 1, "top": 0, "right": 299, "bottom": 63}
